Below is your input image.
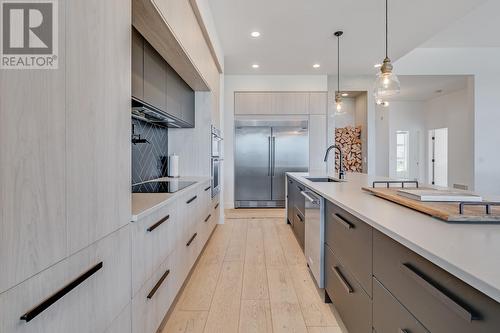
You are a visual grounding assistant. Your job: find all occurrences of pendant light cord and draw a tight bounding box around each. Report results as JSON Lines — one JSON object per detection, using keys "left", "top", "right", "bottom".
{"left": 337, "top": 34, "right": 340, "bottom": 93}
{"left": 385, "top": 0, "right": 388, "bottom": 58}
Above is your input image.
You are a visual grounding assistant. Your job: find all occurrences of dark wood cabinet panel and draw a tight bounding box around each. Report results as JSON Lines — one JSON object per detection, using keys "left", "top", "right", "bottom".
{"left": 373, "top": 277, "right": 429, "bottom": 333}
{"left": 143, "top": 42, "right": 167, "bottom": 111}
{"left": 373, "top": 229, "right": 500, "bottom": 333}
{"left": 325, "top": 245, "right": 372, "bottom": 333}
{"left": 325, "top": 201, "right": 373, "bottom": 296}
{"left": 166, "top": 63, "right": 194, "bottom": 126}
{"left": 131, "top": 28, "right": 144, "bottom": 100}
{"left": 287, "top": 177, "right": 294, "bottom": 225}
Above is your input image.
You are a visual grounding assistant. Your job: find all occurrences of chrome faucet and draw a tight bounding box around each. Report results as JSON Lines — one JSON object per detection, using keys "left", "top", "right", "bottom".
{"left": 324, "top": 145, "right": 345, "bottom": 179}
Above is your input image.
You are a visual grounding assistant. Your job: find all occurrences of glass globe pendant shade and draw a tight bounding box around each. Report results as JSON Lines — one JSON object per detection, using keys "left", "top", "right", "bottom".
{"left": 374, "top": 71, "right": 400, "bottom": 99}
{"left": 334, "top": 93, "right": 346, "bottom": 115}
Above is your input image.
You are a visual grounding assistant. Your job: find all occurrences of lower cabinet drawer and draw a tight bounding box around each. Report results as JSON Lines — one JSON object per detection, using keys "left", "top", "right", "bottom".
{"left": 132, "top": 249, "right": 179, "bottom": 333}
{"left": 374, "top": 230, "right": 500, "bottom": 333}
{"left": 325, "top": 245, "right": 372, "bottom": 333}
{"left": 0, "top": 226, "right": 131, "bottom": 333}
{"left": 105, "top": 303, "right": 131, "bottom": 333}
{"left": 373, "top": 277, "right": 429, "bottom": 333}
{"left": 293, "top": 207, "right": 305, "bottom": 248}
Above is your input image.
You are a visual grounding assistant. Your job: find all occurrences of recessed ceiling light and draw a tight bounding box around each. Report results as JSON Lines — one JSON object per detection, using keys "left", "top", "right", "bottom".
{"left": 313, "top": 64, "right": 320, "bottom": 69}
{"left": 252, "top": 64, "right": 259, "bottom": 69}
{"left": 374, "top": 63, "right": 382, "bottom": 68}
{"left": 250, "top": 31, "right": 261, "bottom": 38}
{"left": 341, "top": 93, "right": 349, "bottom": 97}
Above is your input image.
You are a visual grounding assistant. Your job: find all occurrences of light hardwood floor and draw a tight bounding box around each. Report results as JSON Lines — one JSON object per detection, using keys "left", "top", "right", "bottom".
{"left": 162, "top": 209, "right": 344, "bottom": 333}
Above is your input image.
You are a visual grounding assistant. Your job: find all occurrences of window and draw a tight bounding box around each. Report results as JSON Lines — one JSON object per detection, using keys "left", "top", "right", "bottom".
{"left": 396, "top": 131, "right": 409, "bottom": 179}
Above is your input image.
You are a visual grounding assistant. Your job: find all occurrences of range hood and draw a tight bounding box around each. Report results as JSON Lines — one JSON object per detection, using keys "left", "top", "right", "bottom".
{"left": 131, "top": 98, "right": 191, "bottom": 128}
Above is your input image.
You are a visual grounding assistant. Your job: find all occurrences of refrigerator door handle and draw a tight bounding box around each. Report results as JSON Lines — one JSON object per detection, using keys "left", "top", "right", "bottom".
{"left": 272, "top": 136, "right": 276, "bottom": 176}
{"left": 268, "top": 136, "right": 272, "bottom": 176}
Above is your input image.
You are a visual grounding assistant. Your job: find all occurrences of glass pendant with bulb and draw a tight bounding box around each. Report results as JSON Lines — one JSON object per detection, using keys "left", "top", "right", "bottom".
{"left": 334, "top": 31, "right": 346, "bottom": 115}
{"left": 374, "top": 0, "right": 400, "bottom": 99}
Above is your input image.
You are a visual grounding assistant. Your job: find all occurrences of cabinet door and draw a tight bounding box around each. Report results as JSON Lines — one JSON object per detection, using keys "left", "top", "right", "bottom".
{"left": 66, "top": 0, "right": 131, "bottom": 254}
{"left": 287, "top": 178, "right": 295, "bottom": 225}
{"left": 144, "top": 42, "right": 167, "bottom": 111}
{"left": 272, "top": 92, "right": 309, "bottom": 114}
{"left": 234, "top": 92, "right": 273, "bottom": 115}
{"left": 132, "top": 28, "right": 144, "bottom": 100}
{"left": 0, "top": 0, "right": 67, "bottom": 293}
{"left": 166, "top": 64, "right": 195, "bottom": 126}
{"left": 309, "top": 92, "right": 327, "bottom": 115}
{"left": 309, "top": 115, "right": 327, "bottom": 173}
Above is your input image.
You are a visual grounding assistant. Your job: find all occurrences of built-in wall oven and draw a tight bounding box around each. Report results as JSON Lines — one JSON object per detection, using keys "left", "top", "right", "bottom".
{"left": 211, "top": 126, "right": 223, "bottom": 197}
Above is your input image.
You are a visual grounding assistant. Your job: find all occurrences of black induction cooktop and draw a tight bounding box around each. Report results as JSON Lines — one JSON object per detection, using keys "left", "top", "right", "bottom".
{"left": 132, "top": 181, "right": 196, "bottom": 193}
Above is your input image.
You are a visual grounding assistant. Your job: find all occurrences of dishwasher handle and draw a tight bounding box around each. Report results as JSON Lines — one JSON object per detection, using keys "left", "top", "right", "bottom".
{"left": 300, "top": 191, "right": 319, "bottom": 205}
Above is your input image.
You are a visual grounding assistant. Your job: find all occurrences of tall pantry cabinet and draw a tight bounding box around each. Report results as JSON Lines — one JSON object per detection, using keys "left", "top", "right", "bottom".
{"left": 0, "top": 0, "right": 132, "bottom": 332}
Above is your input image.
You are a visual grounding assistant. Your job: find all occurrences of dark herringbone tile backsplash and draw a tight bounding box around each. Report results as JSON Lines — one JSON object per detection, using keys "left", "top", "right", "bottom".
{"left": 132, "top": 118, "right": 168, "bottom": 185}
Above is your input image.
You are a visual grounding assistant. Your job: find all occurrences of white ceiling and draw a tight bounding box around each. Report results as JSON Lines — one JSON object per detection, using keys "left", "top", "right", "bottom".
{"left": 390, "top": 75, "right": 470, "bottom": 101}
{"left": 208, "top": 0, "right": 488, "bottom": 75}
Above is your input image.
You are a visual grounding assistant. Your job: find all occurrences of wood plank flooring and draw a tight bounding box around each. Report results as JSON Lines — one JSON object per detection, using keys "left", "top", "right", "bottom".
{"left": 162, "top": 209, "right": 343, "bottom": 333}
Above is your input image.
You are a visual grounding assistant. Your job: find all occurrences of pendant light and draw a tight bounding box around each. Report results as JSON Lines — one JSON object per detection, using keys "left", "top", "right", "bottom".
{"left": 334, "top": 31, "right": 345, "bottom": 115}
{"left": 373, "top": 0, "right": 400, "bottom": 100}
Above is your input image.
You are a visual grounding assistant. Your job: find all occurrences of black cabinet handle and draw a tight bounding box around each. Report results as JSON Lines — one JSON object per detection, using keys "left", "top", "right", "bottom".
{"left": 332, "top": 265, "right": 353, "bottom": 294}
{"left": 146, "top": 215, "right": 169, "bottom": 232}
{"left": 296, "top": 214, "right": 303, "bottom": 222}
{"left": 20, "top": 262, "right": 103, "bottom": 322}
{"left": 186, "top": 233, "right": 197, "bottom": 246}
{"left": 204, "top": 186, "right": 211, "bottom": 191}
{"left": 186, "top": 196, "right": 197, "bottom": 204}
{"left": 333, "top": 213, "right": 353, "bottom": 230}
{"left": 204, "top": 214, "right": 211, "bottom": 222}
{"left": 147, "top": 268, "right": 170, "bottom": 299}
{"left": 401, "top": 263, "right": 477, "bottom": 322}
{"left": 214, "top": 203, "right": 219, "bottom": 210}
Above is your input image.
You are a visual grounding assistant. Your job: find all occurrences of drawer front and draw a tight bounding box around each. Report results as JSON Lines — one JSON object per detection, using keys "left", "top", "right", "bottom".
{"left": 132, "top": 250, "right": 178, "bottom": 333}
{"left": 373, "top": 277, "right": 429, "bottom": 333}
{"left": 0, "top": 226, "right": 131, "bottom": 333}
{"left": 132, "top": 201, "right": 177, "bottom": 295}
{"left": 374, "top": 230, "right": 500, "bottom": 333}
{"left": 326, "top": 201, "right": 373, "bottom": 295}
{"left": 293, "top": 182, "right": 306, "bottom": 216}
{"left": 293, "top": 207, "right": 305, "bottom": 248}
{"left": 287, "top": 177, "right": 295, "bottom": 224}
{"left": 325, "top": 245, "right": 372, "bottom": 333}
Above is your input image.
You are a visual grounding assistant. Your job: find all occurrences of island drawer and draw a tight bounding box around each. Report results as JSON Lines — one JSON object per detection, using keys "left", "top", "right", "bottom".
{"left": 325, "top": 201, "right": 373, "bottom": 295}
{"left": 325, "top": 245, "right": 372, "bottom": 333}
{"left": 373, "top": 230, "right": 500, "bottom": 333}
{"left": 373, "top": 277, "right": 429, "bottom": 333}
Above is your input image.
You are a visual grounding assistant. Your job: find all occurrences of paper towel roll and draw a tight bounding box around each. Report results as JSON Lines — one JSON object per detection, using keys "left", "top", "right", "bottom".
{"left": 168, "top": 154, "right": 179, "bottom": 178}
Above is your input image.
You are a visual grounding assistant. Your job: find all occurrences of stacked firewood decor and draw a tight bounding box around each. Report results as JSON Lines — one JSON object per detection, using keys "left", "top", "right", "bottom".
{"left": 335, "top": 126, "right": 363, "bottom": 172}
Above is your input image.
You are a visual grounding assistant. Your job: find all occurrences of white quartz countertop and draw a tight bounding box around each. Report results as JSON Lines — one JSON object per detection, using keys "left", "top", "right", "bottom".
{"left": 287, "top": 172, "right": 500, "bottom": 303}
{"left": 131, "top": 176, "right": 210, "bottom": 222}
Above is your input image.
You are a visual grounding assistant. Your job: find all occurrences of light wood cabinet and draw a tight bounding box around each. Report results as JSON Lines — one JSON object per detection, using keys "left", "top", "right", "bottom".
{"left": 0, "top": 0, "right": 67, "bottom": 294}
{"left": 0, "top": 226, "right": 131, "bottom": 333}
{"left": 309, "top": 115, "right": 327, "bottom": 173}
{"left": 234, "top": 92, "right": 273, "bottom": 115}
{"left": 66, "top": 0, "right": 131, "bottom": 254}
{"left": 309, "top": 92, "right": 327, "bottom": 115}
{"left": 272, "top": 92, "right": 309, "bottom": 114}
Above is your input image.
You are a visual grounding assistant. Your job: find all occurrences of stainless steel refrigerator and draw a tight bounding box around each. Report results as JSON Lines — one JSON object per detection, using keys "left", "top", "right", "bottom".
{"left": 235, "top": 119, "right": 309, "bottom": 208}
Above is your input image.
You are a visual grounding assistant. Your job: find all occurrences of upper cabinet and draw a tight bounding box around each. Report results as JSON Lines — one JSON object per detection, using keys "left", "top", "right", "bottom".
{"left": 132, "top": 28, "right": 144, "bottom": 100}
{"left": 234, "top": 92, "right": 327, "bottom": 115}
{"left": 132, "top": 30, "right": 195, "bottom": 128}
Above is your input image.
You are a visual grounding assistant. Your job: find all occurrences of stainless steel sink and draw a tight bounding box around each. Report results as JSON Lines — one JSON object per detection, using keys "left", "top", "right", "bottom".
{"left": 306, "top": 177, "right": 344, "bottom": 183}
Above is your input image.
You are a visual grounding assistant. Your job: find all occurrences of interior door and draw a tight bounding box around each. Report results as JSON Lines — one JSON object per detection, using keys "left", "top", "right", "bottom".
{"left": 235, "top": 126, "right": 272, "bottom": 202}
{"left": 272, "top": 126, "right": 309, "bottom": 201}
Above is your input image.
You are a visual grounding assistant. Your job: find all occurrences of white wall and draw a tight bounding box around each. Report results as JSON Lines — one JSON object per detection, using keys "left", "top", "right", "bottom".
{"left": 375, "top": 105, "right": 390, "bottom": 176}
{"left": 355, "top": 93, "right": 368, "bottom": 172}
{"left": 223, "top": 75, "right": 328, "bottom": 208}
{"left": 395, "top": 47, "right": 500, "bottom": 194}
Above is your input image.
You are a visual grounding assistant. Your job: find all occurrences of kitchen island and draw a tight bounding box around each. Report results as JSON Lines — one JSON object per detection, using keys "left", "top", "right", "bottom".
{"left": 287, "top": 172, "right": 500, "bottom": 333}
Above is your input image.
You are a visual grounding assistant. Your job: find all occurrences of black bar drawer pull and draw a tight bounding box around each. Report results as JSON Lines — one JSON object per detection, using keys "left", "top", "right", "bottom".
{"left": 332, "top": 265, "right": 353, "bottom": 294}
{"left": 147, "top": 215, "right": 169, "bottom": 232}
{"left": 20, "top": 262, "right": 103, "bottom": 322}
{"left": 204, "top": 186, "right": 211, "bottom": 191}
{"left": 147, "top": 268, "right": 170, "bottom": 299}
{"left": 296, "top": 214, "right": 303, "bottom": 222}
{"left": 186, "top": 233, "right": 197, "bottom": 246}
{"left": 333, "top": 213, "right": 353, "bottom": 230}
{"left": 186, "top": 196, "right": 197, "bottom": 204}
{"left": 204, "top": 214, "right": 211, "bottom": 222}
{"left": 214, "top": 203, "right": 219, "bottom": 210}
{"left": 401, "top": 263, "right": 477, "bottom": 322}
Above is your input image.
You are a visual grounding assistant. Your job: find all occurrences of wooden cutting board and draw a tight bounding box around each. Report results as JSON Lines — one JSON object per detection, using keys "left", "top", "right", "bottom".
{"left": 362, "top": 187, "right": 500, "bottom": 223}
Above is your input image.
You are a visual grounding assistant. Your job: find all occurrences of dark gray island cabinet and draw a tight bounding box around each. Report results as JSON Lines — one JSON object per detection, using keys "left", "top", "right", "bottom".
{"left": 322, "top": 200, "right": 500, "bottom": 333}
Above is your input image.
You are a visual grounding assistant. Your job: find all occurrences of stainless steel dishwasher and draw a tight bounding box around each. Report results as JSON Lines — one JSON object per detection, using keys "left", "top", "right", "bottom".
{"left": 301, "top": 189, "right": 325, "bottom": 288}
